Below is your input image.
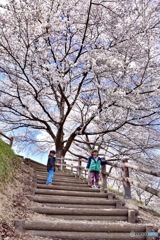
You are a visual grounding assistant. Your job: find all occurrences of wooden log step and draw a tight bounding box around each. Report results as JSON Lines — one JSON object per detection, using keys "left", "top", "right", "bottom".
{"left": 25, "top": 159, "right": 45, "bottom": 167}
{"left": 36, "top": 180, "right": 89, "bottom": 187}
{"left": 24, "top": 230, "right": 146, "bottom": 240}
{"left": 30, "top": 207, "right": 130, "bottom": 216}
{"left": 42, "top": 215, "right": 128, "bottom": 221}
{"left": 32, "top": 166, "right": 46, "bottom": 169}
{"left": 36, "top": 172, "right": 76, "bottom": 177}
{"left": 33, "top": 169, "right": 46, "bottom": 172}
{"left": 43, "top": 203, "right": 117, "bottom": 209}
{"left": 29, "top": 161, "right": 45, "bottom": 166}
{"left": 33, "top": 169, "right": 47, "bottom": 171}
{"left": 35, "top": 170, "right": 74, "bottom": 175}
{"left": 33, "top": 169, "right": 47, "bottom": 173}
{"left": 27, "top": 195, "right": 124, "bottom": 206}
{"left": 36, "top": 174, "right": 82, "bottom": 179}
{"left": 36, "top": 177, "right": 87, "bottom": 184}
{"left": 36, "top": 176, "right": 78, "bottom": 181}
{"left": 38, "top": 174, "right": 83, "bottom": 179}
{"left": 14, "top": 220, "right": 149, "bottom": 232}
{"left": 30, "top": 164, "right": 47, "bottom": 172}
{"left": 30, "top": 163, "right": 46, "bottom": 167}
{"left": 34, "top": 189, "right": 115, "bottom": 199}
{"left": 38, "top": 181, "right": 88, "bottom": 186}
{"left": 36, "top": 184, "right": 104, "bottom": 192}
{"left": 53, "top": 177, "right": 86, "bottom": 181}
{"left": 15, "top": 220, "right": 153, "bottom": 240}
{"left": 29, "top": 162, "right": 45, "bottom": 167}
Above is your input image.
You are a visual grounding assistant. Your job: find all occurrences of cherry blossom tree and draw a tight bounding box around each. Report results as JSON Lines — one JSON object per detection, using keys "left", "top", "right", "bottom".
{"left": 0, "top": 0, "right": 159, "bottom": 158}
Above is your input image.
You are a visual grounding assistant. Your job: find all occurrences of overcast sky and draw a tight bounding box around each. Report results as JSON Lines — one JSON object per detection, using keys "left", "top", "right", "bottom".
{"left": 0, "top": 0, "right": 7, "bottom": 3}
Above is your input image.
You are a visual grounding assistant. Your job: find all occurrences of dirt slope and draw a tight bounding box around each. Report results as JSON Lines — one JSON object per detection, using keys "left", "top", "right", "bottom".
{"left": 0, "top": 160, "right": 159, "bottom": 240}
{"left": 0, "top": 161, "right": 54, "bottom": 240}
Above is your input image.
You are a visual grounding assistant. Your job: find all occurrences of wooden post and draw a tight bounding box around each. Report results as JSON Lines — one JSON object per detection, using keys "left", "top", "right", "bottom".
{"left": 14, "top": 220, "right": 25, "bottom": 232}
{"left": 128, "top": 209, "right": 136, "bottom": 223}
{"left": 122, "top": 160, "right": 131, "bottom": 199}
{"left": 88, "top": 170, "right": 90, "bottom": 185}
{"left": 115, "top": 201, "right": 123, "bottom": 209}
{"left": 60, "top": 158, "right": 63, "bottom": 172}
{"left": 71, "top": 163, "right": 73, "bottom": 174}
{"left": 78, "top": 157, "right": 82, "bottom": 179}
{"left": 84, "top": 169, "right": 87, "bottom": 180}
{"left": 100, "top": 164, "right": 107, "bottom": 193}
{"left": 10, "top": 137, "right": 14, "bottom": 147}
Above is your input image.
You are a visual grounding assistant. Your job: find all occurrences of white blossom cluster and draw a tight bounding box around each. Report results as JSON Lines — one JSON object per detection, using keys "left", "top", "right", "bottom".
{"left": 0, "top": 0, "right": 159, "bottom": 160}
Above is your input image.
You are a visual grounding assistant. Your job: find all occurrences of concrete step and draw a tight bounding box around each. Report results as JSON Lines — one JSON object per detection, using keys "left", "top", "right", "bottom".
{"left": 15, "top": 220, "right": 156, "bottom": 240}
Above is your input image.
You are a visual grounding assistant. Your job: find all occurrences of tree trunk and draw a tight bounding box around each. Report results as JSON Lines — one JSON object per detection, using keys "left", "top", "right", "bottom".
{"left": 56, "top": 148, "right": 64, "bottom": 159}
{"left": 55, "top": 128, "right": 65, "bottom": 160}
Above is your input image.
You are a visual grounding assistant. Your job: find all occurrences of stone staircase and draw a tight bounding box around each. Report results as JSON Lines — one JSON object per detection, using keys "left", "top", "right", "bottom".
{"left": 15, "top": 159, "right": 158, "bottom": 240}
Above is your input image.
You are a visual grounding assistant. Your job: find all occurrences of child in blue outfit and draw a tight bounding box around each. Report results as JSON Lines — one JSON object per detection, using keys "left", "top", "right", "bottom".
{"left": 87, "top": 150, "right": 106, "bottom": 188}
{"left": 46, "top": 150, "right": 56, "bottom": 185}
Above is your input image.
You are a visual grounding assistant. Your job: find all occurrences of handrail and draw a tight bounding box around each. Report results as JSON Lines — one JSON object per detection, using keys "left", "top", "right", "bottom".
{"left": 21, "top": 155, "right": 160, "bottom": 200}
{"left": 123, "top": 162, "right": 160, "bottom": 177}
{"left": 105, "top": 172, "right": 160, "bottom": 198}
{"left": 107, "top": 162, "right": 160, "bottom": 177}
{"left": 60, "top": 157, "right": 160, "bottom": 178}
{"left": 57, "top": 157, "right": 160, "bottom": 199}
{"left": 0, "top": 132, "right": 14, "bottom": 147}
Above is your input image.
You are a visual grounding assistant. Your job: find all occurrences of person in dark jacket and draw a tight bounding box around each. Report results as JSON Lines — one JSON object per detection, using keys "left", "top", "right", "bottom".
{"left": 46, "top": 150, "right": 56, "bottom": 185}
{"left": 87, "top": 150, "right": 107, "bottom": 188}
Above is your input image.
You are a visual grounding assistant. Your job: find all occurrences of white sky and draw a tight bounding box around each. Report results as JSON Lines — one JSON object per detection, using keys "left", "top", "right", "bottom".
{"left": 0, "top": 0, "right": 7, "bottom": 3}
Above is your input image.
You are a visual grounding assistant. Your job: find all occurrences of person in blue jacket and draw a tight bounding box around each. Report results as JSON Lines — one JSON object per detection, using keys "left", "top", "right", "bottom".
{"left": 87, "top": 150, "right": 106, "bottom": 188}
{"left": 46, "top": 150, "right": 56, "bottom": 185}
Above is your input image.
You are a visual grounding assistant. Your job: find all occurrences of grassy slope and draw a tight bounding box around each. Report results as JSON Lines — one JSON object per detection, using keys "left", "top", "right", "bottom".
{"left": 0, "top": 138, "right": 20, "bottom": 182}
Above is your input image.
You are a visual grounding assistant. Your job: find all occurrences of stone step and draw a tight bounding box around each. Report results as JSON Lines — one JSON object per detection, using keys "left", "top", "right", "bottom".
{"left": 15, "top": 221, "right": 156, "bottom": 240}
{"left": 34, "top": 189, "right": 116, "bottom": 199}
